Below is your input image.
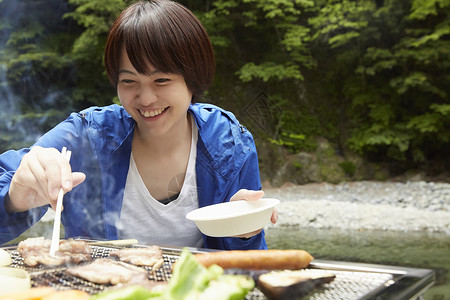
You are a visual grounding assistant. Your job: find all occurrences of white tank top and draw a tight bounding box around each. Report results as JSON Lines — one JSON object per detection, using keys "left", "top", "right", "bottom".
{"left": 117, "top": 117, "right": 203, "bottom": 247}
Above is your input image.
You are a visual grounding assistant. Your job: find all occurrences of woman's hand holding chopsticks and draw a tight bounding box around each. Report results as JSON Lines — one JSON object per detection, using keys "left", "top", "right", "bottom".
{"left": 5, "top": 146, "right": 86, "bottom": 213}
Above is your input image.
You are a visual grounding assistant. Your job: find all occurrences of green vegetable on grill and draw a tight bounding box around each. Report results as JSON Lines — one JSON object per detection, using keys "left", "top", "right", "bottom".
{"left": 91, "top": 249, "right": 254, "bottom": 300}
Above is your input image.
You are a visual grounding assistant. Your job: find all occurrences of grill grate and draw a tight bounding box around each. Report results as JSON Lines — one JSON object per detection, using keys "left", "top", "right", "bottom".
{"left": 4, "top": 245, "right": 394, "bottom": 299}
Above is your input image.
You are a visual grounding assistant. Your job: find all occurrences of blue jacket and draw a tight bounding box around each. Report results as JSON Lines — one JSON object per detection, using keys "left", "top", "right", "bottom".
{"left": 0, "top": 103, "right": 267, "bottom": 249}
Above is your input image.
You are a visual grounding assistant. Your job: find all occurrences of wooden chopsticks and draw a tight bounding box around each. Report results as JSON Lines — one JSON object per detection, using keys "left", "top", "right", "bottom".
{"left": 49, "top": 147, "right": 72, "bottom": 256}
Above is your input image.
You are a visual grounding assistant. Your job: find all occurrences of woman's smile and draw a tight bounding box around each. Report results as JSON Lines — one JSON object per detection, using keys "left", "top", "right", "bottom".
{"left": 139, "top": 107, "right": 168, "bottom": 118}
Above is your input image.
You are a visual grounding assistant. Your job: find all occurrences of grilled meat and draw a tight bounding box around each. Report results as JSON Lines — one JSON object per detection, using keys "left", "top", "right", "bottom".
{"left": 109, "top": 246, "right": 164, "bottom": 269}
{"left": 17, "top": 237, "right": 91, "bottom": 267}
{"left": 66, "top": 258, "right": 162, "bottom": 288}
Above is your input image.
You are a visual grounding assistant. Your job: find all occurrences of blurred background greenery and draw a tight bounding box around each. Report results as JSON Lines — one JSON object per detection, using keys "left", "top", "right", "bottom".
{"left": 0, "top": 0, "right": 449, "bottom": 183}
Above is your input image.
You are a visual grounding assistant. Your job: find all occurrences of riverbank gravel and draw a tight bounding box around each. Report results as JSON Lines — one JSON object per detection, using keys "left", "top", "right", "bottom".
{"left": 263, "top": 181, "right": 450, "bottom": 235}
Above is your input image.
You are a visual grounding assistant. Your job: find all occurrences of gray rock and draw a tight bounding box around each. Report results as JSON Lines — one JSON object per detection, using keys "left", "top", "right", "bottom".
{"left": 263, "top": 181, "right": 450, "bottom": 235}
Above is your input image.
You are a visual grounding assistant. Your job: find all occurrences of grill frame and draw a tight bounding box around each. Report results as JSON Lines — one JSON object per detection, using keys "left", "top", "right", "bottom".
{"left": 1, "top": 239, "right": 435, "bottom": 300}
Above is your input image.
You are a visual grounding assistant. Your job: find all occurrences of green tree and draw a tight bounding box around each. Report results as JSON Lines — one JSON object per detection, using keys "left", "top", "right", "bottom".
{"left": 63, "top": 0, "right": 129, "bottom": 107}
{"left": 194, "top": 0, "right": 320, "bottom": 150}
{"left": 345, "top": 0, "right": 450, "bottom": 165}
{"left": 0, "top": 0, "right": 128, "bottom": 152}
{"left": 200, "top": 0, "right": 450, "bottom": 171}
{"left": 0, "top": 0, "right": 76, "bottom": 151}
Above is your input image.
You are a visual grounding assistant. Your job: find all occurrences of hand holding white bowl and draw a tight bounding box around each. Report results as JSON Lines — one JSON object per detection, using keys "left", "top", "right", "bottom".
{"left": 230, "top": 189, "right": 278, "bottom": 238}
{"left": 186, "top": 189, "right": 279, "bottom": 238}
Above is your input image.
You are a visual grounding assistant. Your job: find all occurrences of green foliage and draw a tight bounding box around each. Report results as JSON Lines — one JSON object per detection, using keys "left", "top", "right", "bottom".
{"left": 339, "top": 161, "right": 356, "bottom": 177}
{"left": 242, "top": 0, "right": 314, "bottom": 19}
{"left": 62, "top": 0, "right": 129, "bottom": 106}
{"left": 309, "top": 0, "right": 373, "bottom": 48}
{"left": 198, "top": 0, "right": 450, "bottom": 167}
{"left": 0, "top": 0, "right": 128, "bottom": 152}
{"left": 1, "top": 0, "right": 72, "bottom": 151}
{"left": 268, "top": 132, "right": 306, "bottom": 153}
{"left": 237, "top": 62, "right": 303, "bottom": 82}
{"left": 202, "top": 0, "right": 314, "bottom": 81}
{"left": 64, "top": 0, "right": 127, "bottom": 58}
{"left": 348, "top": 0, "right": 449, "bottom": 163}
{"left": 409, "top": 0, "right": 450, "bottom": 20}
{"left": 266, "top": 110, "right": 320, "bottom": 153}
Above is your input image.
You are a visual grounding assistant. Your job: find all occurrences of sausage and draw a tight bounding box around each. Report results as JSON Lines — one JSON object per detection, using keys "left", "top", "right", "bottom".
{"left": 194, "top": 250, "right": 314, "bottom": 270}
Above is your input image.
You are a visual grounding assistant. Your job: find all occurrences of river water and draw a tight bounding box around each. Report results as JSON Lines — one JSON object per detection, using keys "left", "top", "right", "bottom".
{"left": 265, "top": 227, "right": 450, "bottom": 300}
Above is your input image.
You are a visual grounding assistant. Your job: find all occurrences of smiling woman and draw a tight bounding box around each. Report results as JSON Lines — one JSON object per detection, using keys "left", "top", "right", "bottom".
{"left": 0, "top": 0, "right": 275, "bottom": 250}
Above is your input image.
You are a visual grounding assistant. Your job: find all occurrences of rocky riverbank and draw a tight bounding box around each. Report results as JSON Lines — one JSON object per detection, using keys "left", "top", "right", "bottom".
{"left": 263, "top": 181, "right": 450, "bottom": 235}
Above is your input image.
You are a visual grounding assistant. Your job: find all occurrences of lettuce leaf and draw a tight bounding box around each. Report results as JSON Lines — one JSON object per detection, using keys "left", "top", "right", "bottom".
{"left": 165, "top": 249, "right": 254, "bottom": 300}
{"left": 198, "top": 274, "right": 256, "bottom": 300}
{"left": 165, "top": 249, "right": 223, "bottom": 299}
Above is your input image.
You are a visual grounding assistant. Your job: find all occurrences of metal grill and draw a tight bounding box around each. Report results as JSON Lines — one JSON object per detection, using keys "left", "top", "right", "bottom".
{"left": 3, "top": 244, "right": 400, "bottom": 300}
{"left": 7, "top": 245, "right": 179, "bottom": 293}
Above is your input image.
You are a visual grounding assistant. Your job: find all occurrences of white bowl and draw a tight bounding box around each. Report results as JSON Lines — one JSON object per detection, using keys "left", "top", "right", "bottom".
{"left": 186, "top": 198, "right": 280, "bottom": 237}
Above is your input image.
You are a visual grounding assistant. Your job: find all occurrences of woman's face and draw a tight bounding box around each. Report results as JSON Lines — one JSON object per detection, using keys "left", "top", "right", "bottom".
{"left": 117, "top": 49, "right": 192, "bottom": 138}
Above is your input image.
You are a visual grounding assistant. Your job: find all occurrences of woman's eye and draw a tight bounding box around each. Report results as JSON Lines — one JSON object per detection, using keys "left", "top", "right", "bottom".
{"left": 120, "top": 79, "right": 135, "bottom": 84}
{"left": 155, "top": 78, "right": 170, "bottom": 84}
